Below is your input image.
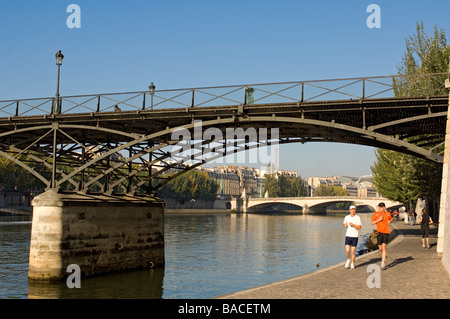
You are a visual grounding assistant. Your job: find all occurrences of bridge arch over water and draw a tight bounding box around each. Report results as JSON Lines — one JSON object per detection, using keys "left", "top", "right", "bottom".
{"left": 235, "top": 196, "right": 403, "bottom": 214}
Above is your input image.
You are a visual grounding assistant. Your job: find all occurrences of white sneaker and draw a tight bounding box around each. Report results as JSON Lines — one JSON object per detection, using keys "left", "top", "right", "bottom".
{"left": 345, "top": 259, "right": 351, "bottom": 269}
{"left": 350, "top": 263, "right": 355, "bottom": 269}
{"left": 381, "top": 262, "right": 386, "bottom": 270}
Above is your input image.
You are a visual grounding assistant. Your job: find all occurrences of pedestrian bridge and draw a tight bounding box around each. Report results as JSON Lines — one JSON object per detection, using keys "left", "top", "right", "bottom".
{"left": 2, "top": 70, "right": 447, "bottom": 280}
{"left": 233, "top": 196, "right": 403, "bottom": 214}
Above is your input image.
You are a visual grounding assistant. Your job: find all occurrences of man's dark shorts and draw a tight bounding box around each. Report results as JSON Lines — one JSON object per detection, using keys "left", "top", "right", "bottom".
{"left": 377, "top": 232, "right": 389, "bottom": 245}
{"left": 345, "top": 236, "right": 358, "bottom": 247}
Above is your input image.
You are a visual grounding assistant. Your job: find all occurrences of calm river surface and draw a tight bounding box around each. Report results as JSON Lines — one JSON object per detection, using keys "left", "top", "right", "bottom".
{"left": 0, "top": 212, "right": 374, "bottom": 299}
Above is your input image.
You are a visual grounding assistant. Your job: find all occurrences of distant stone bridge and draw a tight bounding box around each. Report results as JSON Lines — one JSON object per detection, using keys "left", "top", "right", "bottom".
{"left": 231, "top": 196, "right": 404, "bottom": 214}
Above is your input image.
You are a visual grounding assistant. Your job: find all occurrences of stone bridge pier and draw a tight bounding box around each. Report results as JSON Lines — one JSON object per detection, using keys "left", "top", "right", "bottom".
{"left": 28, "top": 190, "right": 165, "bottom": 281}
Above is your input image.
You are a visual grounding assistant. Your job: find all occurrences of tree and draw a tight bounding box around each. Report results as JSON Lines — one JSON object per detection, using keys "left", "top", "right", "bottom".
{"left": 289, "top": 176, "right": 308, "bottom": 197}
{"left": 263, "top": 171, "right": 307, "bottom": 198}
{"left": 393, "top": 22, "right": 449, "bottom": 97}
{"left": 371, "top": 148, "right": 442, "bottom": 205}
{"left": 372, "top": 22, "right": 448, "bottom": 213}
{"left": 0, "top": 154, "right": 45, "bottom": 190}
{"left": 263, "top": 174, "right": 280, "bottom": 197}
{"left": 314, "top": 185, "right": 349, "bottom": 197}
{"left": 157, "top": 170, "right": 219, "bottom": 202}
{"left": 371, "top": 149, "right": 420, "bottom": 203}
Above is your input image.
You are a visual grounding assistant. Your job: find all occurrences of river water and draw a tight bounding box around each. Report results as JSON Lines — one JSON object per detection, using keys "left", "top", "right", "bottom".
{"left": 0, "top": 212, "right": 374, "bottom": 299}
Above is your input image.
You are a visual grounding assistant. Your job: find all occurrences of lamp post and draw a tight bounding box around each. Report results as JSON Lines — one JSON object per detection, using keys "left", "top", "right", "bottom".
{"left": 149, "top": 82, "right": 155, "bottom": 109}
{"left": 54, "top": 50, "right": 64, "bottom": 114}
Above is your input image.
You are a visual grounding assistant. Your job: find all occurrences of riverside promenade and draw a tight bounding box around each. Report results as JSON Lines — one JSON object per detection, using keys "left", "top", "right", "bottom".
{"left": 218, "top": 222, "right": 450, "bottom": 299}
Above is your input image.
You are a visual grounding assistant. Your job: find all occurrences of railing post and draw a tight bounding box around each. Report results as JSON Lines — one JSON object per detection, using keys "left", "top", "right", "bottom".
{"left": 15, "top": 101, "right": 19, "bottom": 117}
{"left": 362, "top": 79, "right": 365, "bottom": 99}
{"left": 96, "top": 96, "right": 101, "bottom": 112}
{"left": 301, "top": 82, "right": 304, "bottom": 102}
{"left": 362, "top": 107, "right": 366, "bottom": 129}
{"left": 428, "top": 74, "right": 432, "bottom": 97}
{"left": 191, "top": 89, "right": 195, "bottom": 108}
{"left": 142, "top": 93, "right": 146, "bottom": 110}
{"left": 244, "top": 86, "right": 248, "bottom": 105}
{"left": 53, "top": 97, "right": 61, "bottom": 114}
{"left": 58, "top": 98, "right": 62, "bottom": 114}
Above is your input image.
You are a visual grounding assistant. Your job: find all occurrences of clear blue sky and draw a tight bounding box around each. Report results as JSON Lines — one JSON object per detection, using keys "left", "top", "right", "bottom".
{"left": 1, "top": 0, "right": 449, "bottom": 178}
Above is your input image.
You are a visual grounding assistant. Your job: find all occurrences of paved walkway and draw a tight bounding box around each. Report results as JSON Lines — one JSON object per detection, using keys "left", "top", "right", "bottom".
{"left": 218, "top": 222, "right": 450, "bottom": 299}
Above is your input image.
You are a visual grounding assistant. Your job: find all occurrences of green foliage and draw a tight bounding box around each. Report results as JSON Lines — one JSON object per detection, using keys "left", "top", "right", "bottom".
{"left": 263, "top": 173, "right": 307, "bottom": 197}
{"left": 371, "top": 149, "right": 419, "bottom": 202}
{"left": 371, "top": 149, "right": 442, "bottom": 202}
{"left": 314, "top": 185, "right": 349, "bottom": 197}
{"left": 393, "top": 21, "right": 449, "bottom": 97}
{"left": 157, "top": 170, "right": 219, "bottom": 202}
{"left": 0, "top": 154, "right": 45, "bottom": 190}
{"left": 372, "top": 22, "right": 447, "bottom": 203}
{"left": 263, "top": 174, "right": 279, "bottom": 197}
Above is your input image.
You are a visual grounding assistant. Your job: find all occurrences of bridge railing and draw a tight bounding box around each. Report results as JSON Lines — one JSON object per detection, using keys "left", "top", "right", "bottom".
{"left": 0, "top": 73, "right": 447, "bottom": 117}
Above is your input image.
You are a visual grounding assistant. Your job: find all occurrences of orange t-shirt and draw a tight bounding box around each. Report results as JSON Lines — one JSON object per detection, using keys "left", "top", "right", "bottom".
{"left": 371, "top": 211, "right": 393, "bottom": 234}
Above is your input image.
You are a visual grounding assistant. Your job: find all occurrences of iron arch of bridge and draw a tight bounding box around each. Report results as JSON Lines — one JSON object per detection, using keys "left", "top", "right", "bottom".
{"left": 0, "top": 110, "right": 445, "bottom": 195}
{"left": 245, "top": 202, "right": 304, "bottom": 213}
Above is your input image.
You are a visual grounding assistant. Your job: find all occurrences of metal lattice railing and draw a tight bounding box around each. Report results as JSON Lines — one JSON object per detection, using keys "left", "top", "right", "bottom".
{"left": 0, "top": 73, "right": 448, "bottom": 117}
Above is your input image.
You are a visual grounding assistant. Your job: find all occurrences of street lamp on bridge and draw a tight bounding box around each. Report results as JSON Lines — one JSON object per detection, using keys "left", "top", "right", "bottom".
{"left": 54, "top": 50, "right": 64, "bottom": 114}
{"left": 149, "top": 82, "right": 155, "bottom": 109}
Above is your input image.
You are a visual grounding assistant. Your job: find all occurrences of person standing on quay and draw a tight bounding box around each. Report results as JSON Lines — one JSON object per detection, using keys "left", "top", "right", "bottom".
{"left": 408, "top": 208, "right": 415, "bottom": 226}
{"left": 371, "top": 202, "right": 393, "bottom": 270}
{"left": 343, "top": 205, "right": 362, "bottom": 270}
{"left": 419, "top": 208, "right": 433, "bottom": 249}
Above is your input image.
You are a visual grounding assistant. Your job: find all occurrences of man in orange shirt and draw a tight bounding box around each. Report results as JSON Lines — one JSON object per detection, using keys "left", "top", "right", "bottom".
{"left": 371, "top": 202, "right": 393, "bottom": 270}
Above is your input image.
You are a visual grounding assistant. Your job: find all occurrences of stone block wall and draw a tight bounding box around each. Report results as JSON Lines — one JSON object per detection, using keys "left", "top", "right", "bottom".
{"left": 28, "top": 190, "right": 164, "bottom": 281}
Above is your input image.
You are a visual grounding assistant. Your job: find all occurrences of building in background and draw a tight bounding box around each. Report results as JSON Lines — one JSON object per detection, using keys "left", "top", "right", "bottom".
{"left": 305, "top": 174, "right": 378, "bottom": 198}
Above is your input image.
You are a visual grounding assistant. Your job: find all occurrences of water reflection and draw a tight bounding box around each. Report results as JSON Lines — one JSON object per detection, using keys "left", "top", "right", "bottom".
{"left": 0, "top": 216, "right": 32, "bottom": 299}
{"left": 28, "top": 268, "right": 164, "bottom": 299}
{"left": 1, "top": 213, "right": 374, "bottom": 299}
{"left": 0, "top": 214, "right": 32, "bottom": 224}
{"left": 162, "top": 213, "right": 374, "bottom": 298}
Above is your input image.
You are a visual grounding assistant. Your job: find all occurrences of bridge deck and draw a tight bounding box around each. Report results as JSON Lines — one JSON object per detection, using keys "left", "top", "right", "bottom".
{"left": 0, "top": 96, "right": 447, "bottom": 150}
{"left": 1, "top": 95, "right": 447, "bottom": 131}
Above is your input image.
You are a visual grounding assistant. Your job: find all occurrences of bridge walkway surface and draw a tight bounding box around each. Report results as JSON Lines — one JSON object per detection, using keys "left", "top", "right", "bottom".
{"left": 217, "top": 222, "right": 450, "bottom": 299}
